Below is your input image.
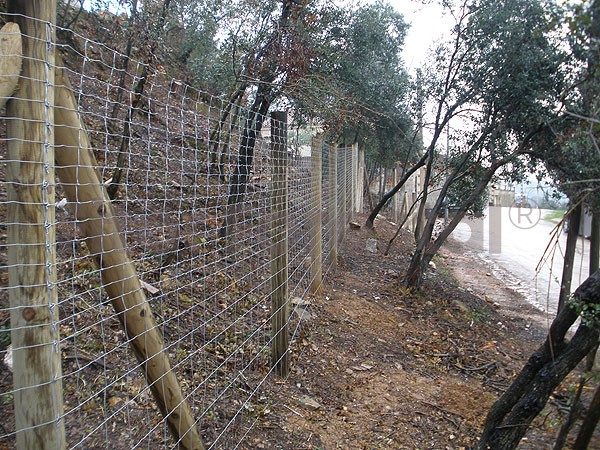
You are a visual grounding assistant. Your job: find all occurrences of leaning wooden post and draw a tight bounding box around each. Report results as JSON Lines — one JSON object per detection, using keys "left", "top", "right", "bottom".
{"left": 53, "top": 67, "right": 204, "bottom": 450}
{"left": 270, "top": 111, "right": 289, "bottom": 377}
{"left": 5, "top": 3, "right": 66, "bottom": 449}
{"left": 328, "top": 144, "right": 338, "bottom": 266}
{"left": 309, "top": 136, "right": 323, "bottom": 295}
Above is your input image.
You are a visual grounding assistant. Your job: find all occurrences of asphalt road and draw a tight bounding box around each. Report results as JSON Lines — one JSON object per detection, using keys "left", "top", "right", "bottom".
{"left": 449, "top": 206, "right": 590, "bottom": 315}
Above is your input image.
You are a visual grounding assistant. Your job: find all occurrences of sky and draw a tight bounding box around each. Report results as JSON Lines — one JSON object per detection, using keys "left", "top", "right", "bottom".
{"left": 371, "top": 0, "right": 454, "bottom": 71}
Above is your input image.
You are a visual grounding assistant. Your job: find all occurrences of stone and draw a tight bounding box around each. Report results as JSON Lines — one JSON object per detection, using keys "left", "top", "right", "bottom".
{"left": 366, "top": 238, "right": 378, "bottom": 253}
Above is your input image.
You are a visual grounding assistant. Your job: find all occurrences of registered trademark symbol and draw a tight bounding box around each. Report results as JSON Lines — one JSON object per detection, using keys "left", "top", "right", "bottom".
{"left": 508, "top": 199, "right": 541, "bottom": 230}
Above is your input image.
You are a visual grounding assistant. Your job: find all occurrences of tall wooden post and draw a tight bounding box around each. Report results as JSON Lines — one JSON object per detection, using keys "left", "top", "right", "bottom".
{"left": 309, "top": 136, "right": 323, "bottom": 295}
{"left": 328, "top": 144, "right": 338, "bottom": 266}
{"left": 270, "top": 111, "right": 289, "bottom": 377}
{"left": 356, "top": 146, "right": 365, "bottom": 214}
{"left": 339, "top": 148, "right": 347, "bottom": 247}
{"left": 351, "top": 142, "right": 358, "bottom": 217}
{"left": 6, "top": 2, "right": 66, "bottom": 448}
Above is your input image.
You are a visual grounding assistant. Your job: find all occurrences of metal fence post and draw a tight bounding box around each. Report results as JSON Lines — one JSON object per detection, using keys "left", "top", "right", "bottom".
{"left": 270, "top": 111, "right": 289, "bottom": 377}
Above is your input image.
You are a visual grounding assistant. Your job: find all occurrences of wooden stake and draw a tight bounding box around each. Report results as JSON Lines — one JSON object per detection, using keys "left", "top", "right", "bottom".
{"left": 270, "top": 111, "right": 289, "bottom": 377}
{"left": 53, "top": 66, "right": 204, "bottom": 450}
{"left": 309, "top": 136, "right": 323, "bottom": 295}
{"left": 328, "top": 144, "right": 338, "bottom": 266}
{"left": 6, "top": 2, "right": 66, "bottom": 448}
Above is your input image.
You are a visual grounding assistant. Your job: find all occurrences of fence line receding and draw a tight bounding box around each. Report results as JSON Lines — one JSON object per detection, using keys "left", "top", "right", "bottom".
{"left": 0, "top": 10, "right": 359, "bottom": 449}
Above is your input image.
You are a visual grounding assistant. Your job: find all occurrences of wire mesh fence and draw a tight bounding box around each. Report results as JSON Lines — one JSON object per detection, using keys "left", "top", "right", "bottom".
{"left": 0, "top": 11, "right": 359, "bottom": 449}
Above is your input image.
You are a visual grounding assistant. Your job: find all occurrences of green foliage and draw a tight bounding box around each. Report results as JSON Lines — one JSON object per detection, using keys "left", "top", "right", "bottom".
{"left": 291, "top": 1, "right": 414, "bottom": 167}
{"left": 569, "top": 295, "right": 600, "bottom": 328}
{"left": 428, "top": 0, "right": 565, "bottom": 214}
{"left": 532, "top": 0, "right": 600, "bottom": 209}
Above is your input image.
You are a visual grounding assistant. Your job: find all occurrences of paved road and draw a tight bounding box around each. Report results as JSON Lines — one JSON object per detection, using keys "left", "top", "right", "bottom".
{"left": 449, "top": 206, "right": 590, "bottom": 315}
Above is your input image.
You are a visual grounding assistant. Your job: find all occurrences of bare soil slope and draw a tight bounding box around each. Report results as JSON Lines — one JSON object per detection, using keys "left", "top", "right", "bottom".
{"left": 242, "top": 214, "right": 592, "bottom": 449}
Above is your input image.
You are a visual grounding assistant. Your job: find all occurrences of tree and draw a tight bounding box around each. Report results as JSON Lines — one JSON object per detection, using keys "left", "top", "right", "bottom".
{"left": 480, "top": 1, "right": 600, "bottom": 446}
{"left": 290, "top": 1, "right": 413, "bottom": 164}
{"left": 477, "top": 271, "right": 600, "bottom": 449}
{"left": 401, "top": 0, "right": 565, "bottom": 289}
{"left": 220, "top": 0, "right": 306, "bottom": 236}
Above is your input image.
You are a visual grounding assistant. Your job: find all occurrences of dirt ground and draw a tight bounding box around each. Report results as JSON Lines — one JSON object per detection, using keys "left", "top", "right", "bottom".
{"left": 241, "top": 214, "right": 596, "bottom": 450}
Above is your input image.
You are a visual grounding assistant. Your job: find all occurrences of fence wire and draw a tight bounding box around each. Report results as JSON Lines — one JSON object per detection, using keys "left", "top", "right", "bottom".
{"left": 0, "top": 14, "right": 358, "bottom": 449}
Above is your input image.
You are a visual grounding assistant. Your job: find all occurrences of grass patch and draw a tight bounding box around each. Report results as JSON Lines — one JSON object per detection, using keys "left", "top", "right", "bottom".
{"left": 543, "top": 209, "right": 565, "bottom": 222}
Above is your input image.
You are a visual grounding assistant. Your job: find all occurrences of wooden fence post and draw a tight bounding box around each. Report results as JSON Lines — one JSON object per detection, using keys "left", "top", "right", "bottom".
{"left": 339, "top": 148, "right": 347, "bottom": 247}
{"left": 356, "top": 146, "right": 365, "bottom": 214}
{"left": 6, "top": 2, "right": 66, "bottom": 448}
{"left": 328, "top": 144, "right": 338, "bottom": 266}
{"left": 309, "top": 136, "right": 323, "bottom": 295}
{"left": 351, "top": 142, "right": 358, "bottom": 217}
{"left": 270, "top": 111, "right": 289, "bottom": 377}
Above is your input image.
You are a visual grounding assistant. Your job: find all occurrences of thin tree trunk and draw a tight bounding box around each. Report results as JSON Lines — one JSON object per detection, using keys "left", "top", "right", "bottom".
{"left": 558, "top": 203, "right": 582, "bottom": 312}
{"left": 364, "top": 164, "right": 374, "bottom": 212}
{"left": 209, "top": 82, "right": 248, "bottom": 170}
{"left": 414, "top": 154, "right": 433, "bottom": 241}
{"left": 384, "top": 190, "right": 424, "bottom": 255}
{"left": 572, "top": 381, "right": 600, "bottom": 449}
{"left": 107, "top": 0, "right": 171, "bottom": 200}
{"left": 590, "top": 212, "right": 600, "bottom": 274}
{"left": 552, "top": 351, "right": 596, "bottom": 450}
{"left": 405, "top": 162, "right": 497, "bottom": 289}
{"left": 365, "top": 150, "right": 429, "bottom": 229}
{"left": 559, "top": 212, "right": 600, "bottom": 449}
{"left": 478, "top": 270, "right": 600, "bottom": 450}
{"left": 220, "top": 87, "right": 271, "bottom": 237}
{"left": 109, "top": 0, "right": 138, "bottom": 121}
{"left": 217, "top": 95, "right": 243, "bottom": 180}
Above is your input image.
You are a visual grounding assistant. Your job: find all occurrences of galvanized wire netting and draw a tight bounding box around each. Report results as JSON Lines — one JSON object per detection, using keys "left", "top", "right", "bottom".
{"left": 0, "top": 14, "right": 357, "bottom": 449}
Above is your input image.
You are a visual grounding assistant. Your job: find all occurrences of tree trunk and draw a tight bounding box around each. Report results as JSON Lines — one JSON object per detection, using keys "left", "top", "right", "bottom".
{"left": 107, "top": 0, "right": 172, "bottom": 200}
{"left": 572, "top": 381, "right": 600, "bottom": 449}
{"left": 364, "top": 164, "right": 374, "bottom": 212}
{"left": 109, "top": 0, "right": 138, "bottom": 121}
{"left": 365, "top": 150, "right": 429, "bottom": 229}
{"left": 414, "top": 156, "right": 432, "bottom": 241}
{"left": 478, "top": 271, "right": 600, "bottom": 450}
{"left": 558, "top": 203, "right": 582, "bottom": 312}
{"left": 405, "top": 161, "right": 496, "bottom": 289}
{"left": 209, "top": 82, "right": 248, "bottom": 171}
{"left": 552, "top": 346, "right": 596, "bottom": 450}
{"left": 220, "top": 86, "right": 271, "bottom": 237}
{"left": 590, "top": 212, "right": 600, "bottom": 274}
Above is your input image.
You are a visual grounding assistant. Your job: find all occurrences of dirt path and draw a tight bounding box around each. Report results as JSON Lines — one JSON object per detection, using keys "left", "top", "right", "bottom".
{"left": 242, "top": 215, "right": 578, "bottom": 449}
{"left": 442, "top": 238, "right": 552, "bottom": 339}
